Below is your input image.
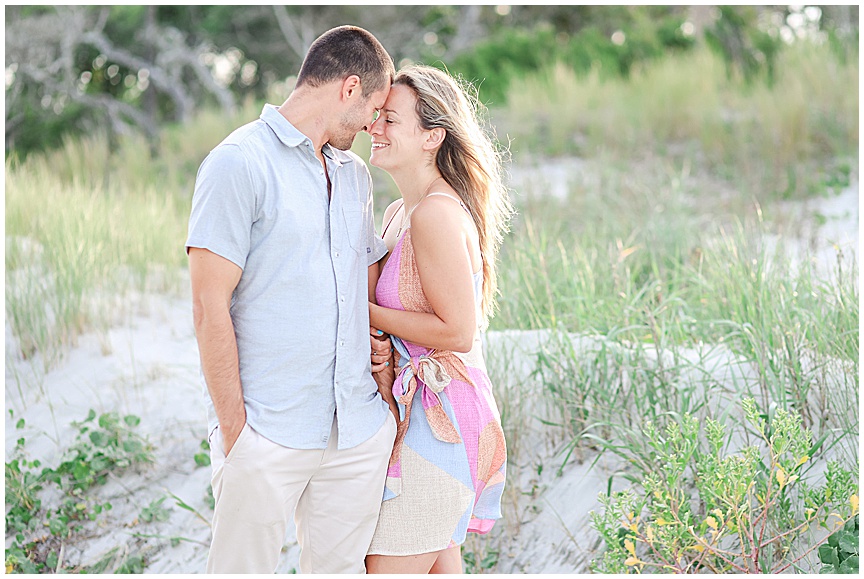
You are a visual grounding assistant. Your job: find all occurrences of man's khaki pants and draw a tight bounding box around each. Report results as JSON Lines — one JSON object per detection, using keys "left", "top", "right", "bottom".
{"left": 206, "top": 414, "right": 396, "bottom": 574}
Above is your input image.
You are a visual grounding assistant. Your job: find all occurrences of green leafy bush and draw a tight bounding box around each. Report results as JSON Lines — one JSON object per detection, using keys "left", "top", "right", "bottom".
{"left": 4, "top": 411, "right": 153, "bottom": 573}
{"left": 589, "top": 399, "right": 859, "bottom": 573}
{"left": 446, "top": 13, "right": 695, "bottom": 106}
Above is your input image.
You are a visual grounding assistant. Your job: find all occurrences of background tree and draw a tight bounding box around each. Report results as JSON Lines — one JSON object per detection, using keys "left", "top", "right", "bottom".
{"left": 5, "top": 5, "right": 858, "bottom": 159}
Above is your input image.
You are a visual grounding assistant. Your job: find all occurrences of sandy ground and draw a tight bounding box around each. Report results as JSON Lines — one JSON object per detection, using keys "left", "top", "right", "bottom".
{"left": 4, "top": 177, "right": 858, "bottom": 573}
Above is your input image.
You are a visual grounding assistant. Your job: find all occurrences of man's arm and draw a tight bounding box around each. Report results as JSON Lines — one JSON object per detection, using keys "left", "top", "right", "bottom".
{"left": 189, "top": 247, "right": 246, "bottom": 454}
{"left": 369, "top": 263, "right": 398, "bottom": 421}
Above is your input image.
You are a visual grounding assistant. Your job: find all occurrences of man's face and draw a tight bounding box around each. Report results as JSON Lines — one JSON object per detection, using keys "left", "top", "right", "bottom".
{"left": 329, "top": 86, "right": 390, "bottom": 151}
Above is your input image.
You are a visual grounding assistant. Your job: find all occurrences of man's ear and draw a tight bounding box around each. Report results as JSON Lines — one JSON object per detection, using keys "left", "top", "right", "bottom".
{"left": 341, "top": 75, "right": 362, "bottom": 101}
{"left": 423, "top": 127, "right": 446, "bottom": 151}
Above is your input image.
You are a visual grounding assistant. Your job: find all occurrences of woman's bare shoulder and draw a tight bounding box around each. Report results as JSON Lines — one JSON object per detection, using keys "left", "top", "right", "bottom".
{"left": 410, "top": 190, "right": 467, "bottom": 241}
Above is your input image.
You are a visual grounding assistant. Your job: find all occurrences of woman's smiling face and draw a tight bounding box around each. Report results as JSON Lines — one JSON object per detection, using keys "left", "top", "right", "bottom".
{"left": 368, "top": 84, "right": 428, "bottom": 171}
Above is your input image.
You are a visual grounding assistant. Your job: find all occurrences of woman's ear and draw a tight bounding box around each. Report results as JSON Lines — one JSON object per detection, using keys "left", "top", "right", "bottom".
{"left": 423, "top": 127, "right": 446, "bottom": 151}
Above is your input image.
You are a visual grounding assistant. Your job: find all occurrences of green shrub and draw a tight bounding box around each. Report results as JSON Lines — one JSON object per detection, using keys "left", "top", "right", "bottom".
{"left": 4, "top": 411, "right": 153, "bottom": 574}
{"left": 589, "top": 399, "right": 859, "bottom": 573}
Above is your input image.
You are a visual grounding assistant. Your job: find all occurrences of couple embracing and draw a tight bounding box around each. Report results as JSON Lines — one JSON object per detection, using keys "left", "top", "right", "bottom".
{"left": 186, "top": 25, "right": 512, "bottom": 574}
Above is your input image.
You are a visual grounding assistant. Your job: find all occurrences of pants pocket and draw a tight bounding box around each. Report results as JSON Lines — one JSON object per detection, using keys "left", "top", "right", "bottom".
{"left": 212, "top": 422, "right": 252, "bottom": 464}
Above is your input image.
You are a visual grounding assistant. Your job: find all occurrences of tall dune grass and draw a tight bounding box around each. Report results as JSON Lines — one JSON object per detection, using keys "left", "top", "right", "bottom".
{"left": 498, "top": 41, "right": 858, "bottom": 199}
{"left": 492, "top": 157, "right": 858, "bottom": 470}
{"left": 5, "top": 100, "right": 262, "bottom": 366}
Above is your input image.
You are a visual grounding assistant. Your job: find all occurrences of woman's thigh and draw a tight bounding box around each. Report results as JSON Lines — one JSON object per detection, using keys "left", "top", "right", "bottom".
{"left": 366, "top": 551, "right": 440, "bottom": 574}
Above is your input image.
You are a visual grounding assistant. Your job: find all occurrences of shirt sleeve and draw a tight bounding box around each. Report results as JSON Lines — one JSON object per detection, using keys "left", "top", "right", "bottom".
{"left": 185, "top": 145, "right": 257, "bottom": 270}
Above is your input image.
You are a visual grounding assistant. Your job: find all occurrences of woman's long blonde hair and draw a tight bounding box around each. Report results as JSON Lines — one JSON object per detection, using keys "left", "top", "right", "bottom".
{"left": 394, "top": 64, "right": 514, "bottom": 329}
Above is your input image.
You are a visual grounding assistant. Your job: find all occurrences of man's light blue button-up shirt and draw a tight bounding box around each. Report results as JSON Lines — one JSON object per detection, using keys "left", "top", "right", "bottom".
{"left": 186, "top": 104, "right": 390, "bottom": 450}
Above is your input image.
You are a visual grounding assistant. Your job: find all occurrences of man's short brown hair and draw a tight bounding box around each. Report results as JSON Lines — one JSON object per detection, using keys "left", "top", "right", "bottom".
{"left": 296, "top": 26, "right": 394, "bottom": 96}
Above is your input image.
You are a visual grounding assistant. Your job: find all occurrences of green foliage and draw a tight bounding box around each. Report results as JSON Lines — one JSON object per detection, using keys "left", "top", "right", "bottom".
{"left": 139, "top": 496, "right": 172, "bottom": 524}
{"left": 704, "top": 5, "right": 782, "bottom": 83}
{"left": 50, "top": 410, "right": 153, "bottom": 491}
{"left": 819, "top": 515, "right": 859, "bottom": 573}
{"left": 4, "top": 411, "right": 152, "bottom": 574}
{"left": 462, "top": 547, "right": 499, "bottom": 574}
{"left": 446, "top": 9, "right": 695, "bottom": 105}
{"left": 589, "top": 400, "right": 859, "bottom": 573}
{"left": 194, "top": 438, "right": 211, "bottom": 468}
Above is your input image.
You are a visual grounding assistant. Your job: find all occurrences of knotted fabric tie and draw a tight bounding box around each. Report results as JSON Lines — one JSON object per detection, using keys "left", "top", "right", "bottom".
{"left": 386, "top": 343, "right": 477, "bottom": 474}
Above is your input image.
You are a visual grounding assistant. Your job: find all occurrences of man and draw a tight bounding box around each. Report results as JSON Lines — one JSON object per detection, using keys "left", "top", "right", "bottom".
{"left": 186, "top": 26, "right": 396, "bottom": 574}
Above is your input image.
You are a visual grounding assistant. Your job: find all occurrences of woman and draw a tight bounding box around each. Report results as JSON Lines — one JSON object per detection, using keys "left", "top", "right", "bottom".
{"left": 364, "top": 64, "right": 513, "bottom": 574}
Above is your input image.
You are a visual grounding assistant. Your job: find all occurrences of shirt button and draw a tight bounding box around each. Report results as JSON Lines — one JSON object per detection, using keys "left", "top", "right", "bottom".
{"left": 340, "top": 341, "right": 345, "bottom": 347}
{"left": 334, "top": 252, "right": 340, "bottom": 258}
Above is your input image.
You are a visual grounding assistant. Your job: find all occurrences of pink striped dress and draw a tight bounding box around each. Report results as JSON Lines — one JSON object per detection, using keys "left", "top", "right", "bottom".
{"left": 367, "top": 218, "right": 507, "bottom": 556}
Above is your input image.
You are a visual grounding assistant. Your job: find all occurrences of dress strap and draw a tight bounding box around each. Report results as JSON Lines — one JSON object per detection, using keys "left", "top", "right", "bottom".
{"left": 381, "top": 199, "right": 405, "bottom": 236}
{"left": 425, "top": 192, "right": 471, "bottom": 215}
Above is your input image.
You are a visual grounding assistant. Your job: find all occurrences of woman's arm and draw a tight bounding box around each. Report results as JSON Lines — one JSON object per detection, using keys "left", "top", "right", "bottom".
{"left": 369, "top": 196, "right": 478, "bottom": 353}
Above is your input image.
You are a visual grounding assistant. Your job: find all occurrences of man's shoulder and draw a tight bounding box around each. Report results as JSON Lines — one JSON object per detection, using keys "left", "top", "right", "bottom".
{"left": 218, "top": 118, "right": 271, "bottom": 150}
{"left": 201, "top": 119, "right": 283, "bottom": 175}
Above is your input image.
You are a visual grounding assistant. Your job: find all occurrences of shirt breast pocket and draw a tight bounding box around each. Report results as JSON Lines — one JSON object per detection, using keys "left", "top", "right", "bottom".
{"left": 342, "top": 205, "right": 366, "bottom": 256}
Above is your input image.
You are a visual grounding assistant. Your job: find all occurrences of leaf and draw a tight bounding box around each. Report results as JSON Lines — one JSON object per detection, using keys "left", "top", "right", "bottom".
{"left": 796, "top": 455, "right": 810, "bottom": 468}
{"left": 819, "top": 564, "right": 836, "bottom": 574}
{"left": 776, "top": 467, "right": 787, "bottom": 488}
{"left": 624, "top": 556, "right": 641, "bottom": 567}
{"left": 838, "top": 532, "right": 858, "bottom": 555}
{"left": 123, "top": 415, "right": 141, "bottom": 427}
{"left": 15, "top": 418, "right": 25, "bottom": 429}
{"left": 819, "top": 544, "right": 840, "bottom": 567}
{"left": 624, "top": 539, "right": 636, "bottom": 556}
{"left": 851, "top": 495, "right": 859, "bottom": 514}
{"left": 839, "top": 555, "right": 858, "bottom": 574}
{"left": 89, "top": 431, "right": 106, "bottom": 447}
{"left": 98, "top": 413, "right": 114, "bottom": 429}
{"left": 194, "top": 453, "right": 211, "bottom": 467}
{"left": 808, "top": 431, "right": 830, "bottom": 457}
{"left": 706, "top": 516, "right": 718, "bottom": 530}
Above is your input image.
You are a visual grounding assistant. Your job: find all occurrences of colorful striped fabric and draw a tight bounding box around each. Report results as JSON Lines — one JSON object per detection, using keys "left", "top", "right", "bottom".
{"left": 367, "top": 227, "right": 507, "bottom": 556}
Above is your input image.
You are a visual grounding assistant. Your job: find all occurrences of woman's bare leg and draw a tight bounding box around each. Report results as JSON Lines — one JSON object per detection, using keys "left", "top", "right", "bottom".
{"left": 366, "top": 552, "right": 438, "bottom": 574}
{"left": 429, "top": 546, "right": 462, "bottom": 574}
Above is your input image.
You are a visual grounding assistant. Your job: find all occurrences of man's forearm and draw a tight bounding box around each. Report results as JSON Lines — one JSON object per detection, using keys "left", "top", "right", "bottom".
{"left": 194, "top": 303, "right": 246, "bottom": 442}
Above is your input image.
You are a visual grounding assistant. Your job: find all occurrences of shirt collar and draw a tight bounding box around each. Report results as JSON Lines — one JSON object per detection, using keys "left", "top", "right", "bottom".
{"left": 260, "top": 104, "right": 354, "bottom": 167}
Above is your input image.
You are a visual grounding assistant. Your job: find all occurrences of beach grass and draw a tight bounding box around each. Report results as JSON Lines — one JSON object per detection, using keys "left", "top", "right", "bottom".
{"left": 497, "top": 42, "right": 858, "bottom": 200}
{"left": 4, "top": 99, "right": 263, "bottom": 366}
